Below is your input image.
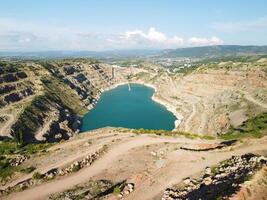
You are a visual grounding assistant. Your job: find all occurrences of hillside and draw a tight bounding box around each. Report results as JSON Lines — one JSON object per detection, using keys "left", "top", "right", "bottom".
{"left": 160, "top": 45, "right": 267, "bottom": 58}
{"left": 0, "top": 59, "right": 132, "bottom": 144}
{"left": 0, "top": 56, "right": 266, "bottom": 200}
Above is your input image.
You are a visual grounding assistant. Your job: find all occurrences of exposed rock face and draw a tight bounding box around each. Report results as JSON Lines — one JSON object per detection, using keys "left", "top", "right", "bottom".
{"left": 130, "top": 61, "right": 267, "bottom": 135}
{"left": 63, "top": 66, "right": 76, "bottom": 75}
{"left": 0, "top": 85, "right": 16, "bottom": 95}
{"left": 162, "top": 154, "right": 266, "bottom": 200}
{"left": 4, "top": 88, "right": 34, "bottom": 104}
{"left": 4, "top": 92, "right": 23, "bottom": 103}
{"left": 75, "top": 73, "right": 87, "bottom": 83}
{"left": 2, "top": 74, "right": 18, "bottom": 82}
{"left": 16, "top": 72, "right": 27, "bottom": 79}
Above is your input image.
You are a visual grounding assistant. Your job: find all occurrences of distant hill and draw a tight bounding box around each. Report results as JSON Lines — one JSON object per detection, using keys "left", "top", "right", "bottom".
{"left": 159, "top": 45, "right": 267, "bottom": 58}
{"left": 1, "top": 45, "right": 267, "bottom": 59}
{"left": 0, "top": 49, "right": 160, "bottom": 59}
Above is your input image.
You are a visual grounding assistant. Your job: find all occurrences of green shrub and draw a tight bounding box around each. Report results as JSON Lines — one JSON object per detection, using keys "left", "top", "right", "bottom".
{"left": 32, "top": 171, "right": 43, "bottom": 179}
{"left": 113, "top": 186, "right": 121, "bottom": 195}
{"left": 220, "top": 112, "right": 267, "bottom": 140}
{"left": 132, "top": 129, "right": 215, "bottom": 140}
{"left": 20, "top": 166, "right": 36, "bottom": 174}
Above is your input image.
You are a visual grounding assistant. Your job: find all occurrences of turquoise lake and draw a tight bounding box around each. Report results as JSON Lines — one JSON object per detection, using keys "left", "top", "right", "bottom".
{"left": 82, "top": 83, "right": 176, "bottom": 131}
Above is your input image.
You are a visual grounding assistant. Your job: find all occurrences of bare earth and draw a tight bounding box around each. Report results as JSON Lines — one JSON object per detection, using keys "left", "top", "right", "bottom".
{"left": 3, "top": 128, "right": 267, "bottom": 200}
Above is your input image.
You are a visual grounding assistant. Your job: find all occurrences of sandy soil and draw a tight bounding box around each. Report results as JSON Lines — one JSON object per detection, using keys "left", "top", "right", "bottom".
{"left": 4, "top": 129, "right": 267, "bottom": 200}
{"left": 130, "top": 66, "right": 267, "bottom": 135}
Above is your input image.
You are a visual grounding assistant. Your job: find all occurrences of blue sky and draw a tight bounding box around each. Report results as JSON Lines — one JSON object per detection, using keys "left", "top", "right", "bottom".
{"left": 1, "top": 0, "right": 267, "bottom": 51}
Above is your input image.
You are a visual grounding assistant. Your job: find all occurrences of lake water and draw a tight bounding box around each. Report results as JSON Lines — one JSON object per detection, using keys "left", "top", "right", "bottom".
{"left": 82, "top": 83, "right": 176, "bottom": 131}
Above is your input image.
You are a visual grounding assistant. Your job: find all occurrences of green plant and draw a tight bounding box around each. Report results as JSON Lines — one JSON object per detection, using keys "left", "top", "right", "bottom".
{"left": 219, "top": 112, "right": 267, "bottom": 140}
{"left": 113, "top": 186, "right": 121, "bottom": 195}
{"left": 72, "top": 165, "right": 81, "bottom": 172}
{"left": 20, "top": 166, "right": 36, "bottom": 174}
{"left": 32, "top": 171, "right": 43, "bottom": 179}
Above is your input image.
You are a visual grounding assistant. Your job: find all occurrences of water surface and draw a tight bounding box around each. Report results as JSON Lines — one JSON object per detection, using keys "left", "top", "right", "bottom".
{"left": 82, "top": 84, "right": 176, "bottom": 131}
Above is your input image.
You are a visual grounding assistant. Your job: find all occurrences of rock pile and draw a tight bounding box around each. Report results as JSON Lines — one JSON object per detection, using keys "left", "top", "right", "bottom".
{"left": 118, "top": 183, "right": 135, "bottom": 198}
{"left": 9, "top": 155, "right": 29, "bottom": 166}
{"left": 57, "top": 149, "right": 104, "bottom": 176}
{"left": 48, "top": 179, "right": 114, "bottom": 200}
{"left": 0, "top": 146, "right": 107, "bottom": 197}
{"left": 162, "top": 154, "right": 267, "bottom": 200}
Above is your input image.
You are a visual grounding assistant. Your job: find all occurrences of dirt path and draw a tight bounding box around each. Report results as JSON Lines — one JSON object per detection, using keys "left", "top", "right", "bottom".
{"left": 4, "top": 133, "right": 267, "bottom": 200}
{"left": 6, "top": 135, "right": 191, "bottom": 200}
{"left": 35, "top": 110, "right": 59, "bottom": 141}
{"left": 244, "top": 93, "right": 267, "bottom": 109}
{"left": 184, "top": 104, "right": 197, "bottom": 132}
{"left": 0, "top": 113, "right": 15, "bottom": 137}
{"left": 126, "top": 139, "right": 267, "bottom": 200}
{"left": 1, "top": 131, "right": 130, "bottom": 190}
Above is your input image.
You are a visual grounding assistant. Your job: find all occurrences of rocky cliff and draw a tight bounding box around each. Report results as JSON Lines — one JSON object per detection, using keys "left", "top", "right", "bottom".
{"left": 0, "top": 59, "right": 128, "bottom": 144}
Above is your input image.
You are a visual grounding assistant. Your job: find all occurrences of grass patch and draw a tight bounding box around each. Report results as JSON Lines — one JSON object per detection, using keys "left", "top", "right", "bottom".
{"left": 219, "top": 112, "right": 267, "bottom": 140}
{"left": 20, "top": 166, "right": 36, "bottom": 174}
{"left": 0, "top": 139, "right": 52, "bottom": 156}
{"left": 132, "top": 128, "right": 215, "bottom": 140}
{"left": 0, "top": 139, "right": 51, "bottom": 182}
{"left": 32, "top": 171, "right": 43, "bottom": 180}
{"left": 0, "top": 139, "right": 18, "bottom": 154}
{"left": 0, "top": 158, "right": 21, "bottom": 182}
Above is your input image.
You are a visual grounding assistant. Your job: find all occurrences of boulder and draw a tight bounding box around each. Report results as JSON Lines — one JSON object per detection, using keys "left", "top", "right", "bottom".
{"left": 183, "top": 178, "right": 191, "bottom": 185}
{"left": 202, "top": 177, "right": 212, "bottom": 185}
{"left": 204, "top": 167, "right": 211, "bottom": 175}
{"left": 257, "top": 156, "right": 267, "bottom": 163}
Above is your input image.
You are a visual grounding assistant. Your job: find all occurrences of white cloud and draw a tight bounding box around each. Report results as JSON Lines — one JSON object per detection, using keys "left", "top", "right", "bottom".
{"left": 212, "top": 16, "right": 267, "bottom": 32}
{"left": 0, "top": 18, "right": 223, "bottom": 51}
{"left": 188, "top": 36, "right": 223, "bottom": 46}
{"left": 121, "top": 27, "right": 223, "bottom": 48}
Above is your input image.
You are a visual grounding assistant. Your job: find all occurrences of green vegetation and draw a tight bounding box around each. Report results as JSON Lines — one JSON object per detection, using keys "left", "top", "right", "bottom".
{"left": 0, "top": 139, "right": 52, "bottom": 156}
{"left": 12, "top": 95, "right": 51, "bottom": 145}
{"left": 175, "top": 65, "right": 199, "bottom": 75}
{"left": 72, "top": 165, "right": 81, "bottom": 172}
{"left": 12, "top": 75, "right": 86, "bottom": 145}
{"left": 0, "top": 156, "right": 35, "bottom": 183}
{"left": 161, "top": 45, "right": 267, "bottom": 58}
{"left": 0, "top": 139, "right": 51, "bottom": 182}
{"left": 32, "top": 171, "right": 43, "bottom": 179}
{"left": 113, "top": 185, "right": 121, "bottom": 195}
{"left": 41, "top": 76, "right": 87, "bottom": 115}
{"left": 0, "top": 158, "right": 20, "bottom": 182}
{"left": 20, "top": 166, "right": 36, "bottom": 173}
{"left": 132, "top": 128, "right": 215, "bottom": 140}
{"left": 219, "top": 112, "right": 267, "bottom": 140}
{"left": 0, "top": 61, "right": 25, "bottom": 73}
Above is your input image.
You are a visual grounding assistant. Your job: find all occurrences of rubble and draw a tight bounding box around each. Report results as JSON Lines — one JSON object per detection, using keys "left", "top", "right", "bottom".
{"left": 162, "top": 154, "right": 266, "bottom": 200}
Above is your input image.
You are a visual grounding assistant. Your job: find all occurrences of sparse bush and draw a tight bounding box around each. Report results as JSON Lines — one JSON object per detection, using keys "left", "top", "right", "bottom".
{"left": 20, "top": 166, "right": 36, "bottom": 174}
{"left": 32, "top": 171, "right": 43, "bottom": 179}
{"left": 113, "top": 186, "right": 121, "bottom": 195}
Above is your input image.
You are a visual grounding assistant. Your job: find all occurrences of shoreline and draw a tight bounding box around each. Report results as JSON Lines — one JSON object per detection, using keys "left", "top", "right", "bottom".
{"left": 85, "top": 81, "right": 183, "bottom": 131}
